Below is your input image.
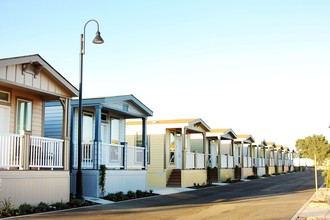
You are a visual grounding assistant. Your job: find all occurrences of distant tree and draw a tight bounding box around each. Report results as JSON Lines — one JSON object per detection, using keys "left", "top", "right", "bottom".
{"left": 295, "top": 134, "right": 330, "bottom": 165}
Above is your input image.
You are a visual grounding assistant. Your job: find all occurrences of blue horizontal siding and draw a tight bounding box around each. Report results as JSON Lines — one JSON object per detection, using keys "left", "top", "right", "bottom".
{"left": 44, "top": 101, "right": 63, "bottom": 139}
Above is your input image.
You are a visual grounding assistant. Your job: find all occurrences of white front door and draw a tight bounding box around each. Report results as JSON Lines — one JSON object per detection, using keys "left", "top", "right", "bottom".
{"left": 0, "top": 105, "right": 10, "bottom": 133}
{"left": 101, "top": 123, "right": 110, "bottom": 144}
{"left": 175, "top": 137, "right": 182, "bottom": 169}
{"left": 210, "top": 142, "right": 217, "bottom": 168}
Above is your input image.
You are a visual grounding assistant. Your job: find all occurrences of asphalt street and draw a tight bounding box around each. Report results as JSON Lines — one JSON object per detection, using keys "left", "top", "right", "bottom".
{"left": 15, "top": 170, "right": 322, "bottom": 220}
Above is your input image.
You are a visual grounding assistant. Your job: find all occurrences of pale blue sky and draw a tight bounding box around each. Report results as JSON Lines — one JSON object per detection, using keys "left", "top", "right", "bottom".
{"left": 1, "top": 1, "right": 330, "bottom": 148}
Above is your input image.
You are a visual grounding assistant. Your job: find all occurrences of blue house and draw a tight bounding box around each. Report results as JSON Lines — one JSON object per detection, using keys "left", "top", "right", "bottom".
{"left": 45, "top": 94, "right": 153, "bottom": 197}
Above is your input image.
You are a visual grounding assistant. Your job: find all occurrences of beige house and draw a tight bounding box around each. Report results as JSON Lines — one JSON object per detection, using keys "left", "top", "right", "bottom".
{"left": 234, "top": 134, "right": 255, "bottom": 179}
{"left": 204, "top": 128, "right": 238, "bottom": 182}
{"left": 251, "top": 139, "right": 267, "bottom": 176}
{"left": 266, "top": 142, "right": 276, "bottom": 174}
{"left": 126, "top": 118, "right": 211, "bottom": 188}
{"left": 0, "top": 54, "right": 78, "bottom": 205}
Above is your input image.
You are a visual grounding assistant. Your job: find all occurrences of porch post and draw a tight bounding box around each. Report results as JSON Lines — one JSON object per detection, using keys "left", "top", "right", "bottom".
{"left": 94, "top": 105, "right": 102, "bottom": 169}
{"left": 217, "top": 137, "right": 222, "bottom": 182}
{"left": 241, "top": 141, "right": 244, "bottom": 168}
{"left": 203, "top": 133, "right": 207, "bottom": 169}
{"left": 142, "top": 117, "right": 147, "bottom": 169}
{"left": 69, "top": 105, "right": 75, "bottom": 172}
{"left": 61, "top": 98, "right": 70, "bottom": 171}
{"left": 182, "top": 127, "right": 186, "bottom": 170}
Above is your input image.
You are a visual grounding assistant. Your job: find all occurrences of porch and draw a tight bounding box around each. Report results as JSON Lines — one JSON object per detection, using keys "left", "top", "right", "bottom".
{"left": 0, "top": 133, "right": 64, "bottom": 170}
{"left": 72, "top": 142, "right": 145, "bottom": 170}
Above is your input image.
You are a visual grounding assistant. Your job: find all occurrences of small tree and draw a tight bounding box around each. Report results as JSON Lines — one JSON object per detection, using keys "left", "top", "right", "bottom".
{"left": 295, "top": 134, "right": 330, "bottom": 193}
{"left": 295, "top": 134, "right": 330, "bottom": 165}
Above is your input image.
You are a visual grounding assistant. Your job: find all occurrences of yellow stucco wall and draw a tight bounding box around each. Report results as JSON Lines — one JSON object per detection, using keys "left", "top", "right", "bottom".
{"left": 268, "top": 166, "right": 275, "bottom": 174}
{"left": 219, "top": 169, "right": 235, "bottom": 182}
{"left": 242, "top": 167, "right": 254, "bottom": 179}
{"left": 181, "top": 170, "right": 207, "bottom": 187}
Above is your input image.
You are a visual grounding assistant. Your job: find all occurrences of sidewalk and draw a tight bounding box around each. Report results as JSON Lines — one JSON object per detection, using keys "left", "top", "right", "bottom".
{"left": 291, "top": 184, "right": 330, "bottom": 220}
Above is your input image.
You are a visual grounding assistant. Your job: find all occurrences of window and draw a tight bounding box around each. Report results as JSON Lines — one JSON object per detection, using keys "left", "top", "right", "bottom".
{"left": 0, "top": 91, "right": 10, "bottom": 103}
{"left": 111, "top": 118, "right": 120, "bottom": 144}
{"left": 83, "top": 112, "right": 93, "bottom": 143}
{"left": 16, "top": 99, "right": 32, "bottom": 133}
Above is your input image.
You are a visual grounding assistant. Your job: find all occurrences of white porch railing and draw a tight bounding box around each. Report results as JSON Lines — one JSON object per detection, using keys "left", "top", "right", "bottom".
{"left": 29, "top": 136, "right": 64, "bottom": 170}
{"left": 127, "top": 145, "right": 145, "bottom": 169}
{"left": 228, "top": 155, "right": 234, "bottom": 168}
{"left": 0, "top": 134, "right": 64, "bottom": 170}
{"left": 268, "top": 158, "right": 275, "bottom": 166}
{"left": 186, "top": 152, "right": 194, "bottom": 169}
{"left": 258, "top": 158, "right": 265, "bottom": 167}
{"left": 243, "top": 156, "right": 248, "bottom": 167}
{"left": 247, "top": 156, "right": 252, "bottom": 168}
{"left": 74, "top": 142, "right": 145, "bottom": 170}
{"left": 0, "top": 134, "right": 23, "bottom": 169}
{"left": 220, "top": 154, "right": 228, "bottom": 168}
{"left": 101, "top": 143, "right": 124, "bottom": 169}
{"left": 196, "top": 153, "right": 205, "bottom": 169}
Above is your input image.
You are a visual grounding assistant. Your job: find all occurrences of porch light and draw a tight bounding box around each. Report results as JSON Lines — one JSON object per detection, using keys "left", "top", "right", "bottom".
{"left": 76, "top": 19, "right": 104, "bottom": 200}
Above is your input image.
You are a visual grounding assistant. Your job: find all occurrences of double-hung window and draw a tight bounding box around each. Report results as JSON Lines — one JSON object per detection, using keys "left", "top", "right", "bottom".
{"left": 16, "top": 99, "right": 32, "bottom": 133}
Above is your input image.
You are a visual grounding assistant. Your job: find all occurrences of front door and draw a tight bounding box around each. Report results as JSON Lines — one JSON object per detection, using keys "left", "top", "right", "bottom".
{"left": 210, "top": 142, "right": 217, "bottom": 168}
{"left": 175, "top": 137, "right": 182, "bottom": 169}
{"left": 101, "top": 123, "right": 110, "bottom": 144}
{"left": 0, "top": 105, "right": 10, "bottom": 133}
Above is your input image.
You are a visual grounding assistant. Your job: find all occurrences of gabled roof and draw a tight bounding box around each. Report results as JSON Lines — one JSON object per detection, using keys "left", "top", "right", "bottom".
{"left": 71, "top": 94, "right": 153, "bottom": 118}
{"left": 235, "top": 134, "right": 255, "bottom": 144}
{"left": 252, "top": 139, "right": 267, "bottom": 147}
{"left": 207, "top": 128, "right": 238, "bottom": 140}
{"left": 127, "top": 118, "right": 211, "bottom": 132}
{"left": 0, "top": 54, "right": 78, "bottom": 97}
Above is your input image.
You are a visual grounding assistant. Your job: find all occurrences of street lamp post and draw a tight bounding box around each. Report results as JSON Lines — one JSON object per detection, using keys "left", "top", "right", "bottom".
{"left": 76, "top": 19, "right": 104, "bottom": 199}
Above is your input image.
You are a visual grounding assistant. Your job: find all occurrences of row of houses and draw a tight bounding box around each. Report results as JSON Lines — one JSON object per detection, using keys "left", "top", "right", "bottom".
{"left": 0, "top": 54, "right": 294, "bottom": 206}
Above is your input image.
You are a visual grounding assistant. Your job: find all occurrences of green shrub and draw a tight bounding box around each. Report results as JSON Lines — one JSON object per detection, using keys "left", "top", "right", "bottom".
{"left": 0, "top": 198, "right": 16, "bottom": 218}
{"left": 104, "top": 193, "right": 116, "bottom": 201}
{"left": 126, "top": 190, "right": 136, "bottom": 199}
{"left": 136, "top": 190, "right": 143, "bottom": 198}
{"left": 115, "top": 191, "right": 125, "bottom": 201}
{"left": 36, "top": 202, "right": 49, "bottom": 212}
{"left": 52, "top": 201, "right": 69, "bottom": 210}
{"left": 68, "top": 199, "right": 83, "bottom": 208}
{"left": 18, "top": 203, "right": 34, "bottom": 215}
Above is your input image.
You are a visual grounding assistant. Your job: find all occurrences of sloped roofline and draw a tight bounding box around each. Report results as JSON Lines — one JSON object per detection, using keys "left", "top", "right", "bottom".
{"left": 0, "top": 54, "right": 78, "bottom": 97}
{"left": 71, "top": 94, "right": 153, "bottom": 116}
{"left": 209, "top": 128, "right": 238, "bottom": 140}
{"left": 127, "top": 118, "right": 211, "bottom": 131}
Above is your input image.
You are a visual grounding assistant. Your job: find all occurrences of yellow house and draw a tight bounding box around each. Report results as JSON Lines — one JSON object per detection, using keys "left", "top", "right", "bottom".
{"left": 266, "top": 142, "right": 276, "bottom": 174}
{"left": 205, "top": 128, "right": 238, "bottom": 182}
{"left": 126, "top": 118, "right": 211, "bottom": 188}
{"left": 251, "top": 139, "right": 267, "bottom": 176}
{"left": 0, "top": 54, "right": 78, "bottom": 205}
{"left": 234, "top": 134, "right": 255, "bottom": 179}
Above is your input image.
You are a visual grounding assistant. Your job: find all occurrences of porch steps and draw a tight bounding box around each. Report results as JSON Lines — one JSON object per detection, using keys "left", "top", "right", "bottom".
{"left": 209, "top": 167, "right": 218, "bottom": 183}
{"left": 166, "top": 169, "right": 181, "bottom": 187}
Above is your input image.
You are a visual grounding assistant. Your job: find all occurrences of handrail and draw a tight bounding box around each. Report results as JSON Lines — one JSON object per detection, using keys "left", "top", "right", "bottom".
{"left": 165, "top": 154, "right": 175, "bottom": 170}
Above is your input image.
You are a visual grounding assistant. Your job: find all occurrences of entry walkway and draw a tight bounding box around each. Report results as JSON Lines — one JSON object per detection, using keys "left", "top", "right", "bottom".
{"left": 292, "top": 184, "right": 330, "bottom": 219}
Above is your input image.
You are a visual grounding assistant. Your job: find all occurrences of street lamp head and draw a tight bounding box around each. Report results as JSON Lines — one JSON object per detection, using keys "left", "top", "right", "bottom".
{"left": 93, "top": 31, "right": 104, "bottom": 44}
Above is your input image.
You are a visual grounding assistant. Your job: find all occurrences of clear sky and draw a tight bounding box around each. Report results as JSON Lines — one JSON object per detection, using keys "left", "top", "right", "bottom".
{"left": 1, "top": 0, "right": 330, "bottom": 149}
